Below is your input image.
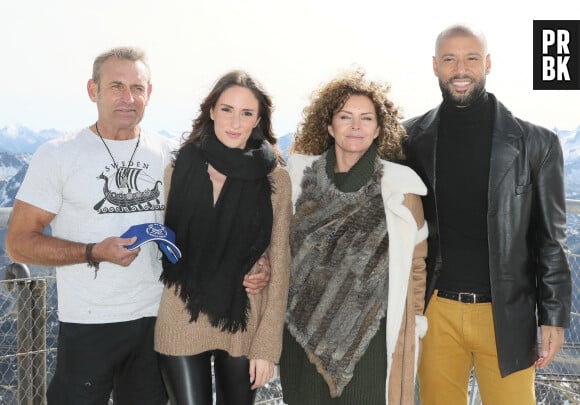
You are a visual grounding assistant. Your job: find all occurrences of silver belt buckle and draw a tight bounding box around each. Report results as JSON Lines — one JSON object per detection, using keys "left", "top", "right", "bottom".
{"left": 459, "top": 292, "right": 477, "bottom": 303}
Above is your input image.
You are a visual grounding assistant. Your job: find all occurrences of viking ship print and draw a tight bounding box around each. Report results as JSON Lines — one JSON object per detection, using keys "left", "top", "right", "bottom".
{"left": 94, "top": 168, "right": 162, "bottom": 212}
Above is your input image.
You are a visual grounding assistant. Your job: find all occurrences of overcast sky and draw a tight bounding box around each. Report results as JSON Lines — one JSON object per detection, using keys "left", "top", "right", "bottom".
{"left": 1, "top": 0, "right": 578, "bottom": 135}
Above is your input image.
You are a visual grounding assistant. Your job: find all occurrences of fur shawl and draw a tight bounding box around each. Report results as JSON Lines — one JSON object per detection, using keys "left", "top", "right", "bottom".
{"left": 287, "top": 155, "right": 390, "bottom": 397}
{"left": 287, "top": 153, "right": 429, "bottom": 405}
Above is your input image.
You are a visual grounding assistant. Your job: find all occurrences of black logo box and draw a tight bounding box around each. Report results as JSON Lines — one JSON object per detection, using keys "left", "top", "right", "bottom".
{"left": 533, "top": 20, "right": 580, "bottom": 90}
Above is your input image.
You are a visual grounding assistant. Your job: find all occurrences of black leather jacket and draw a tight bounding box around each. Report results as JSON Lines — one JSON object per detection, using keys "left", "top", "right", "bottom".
{"left": 403, "top": 93, "right": 571, "bottom": 377}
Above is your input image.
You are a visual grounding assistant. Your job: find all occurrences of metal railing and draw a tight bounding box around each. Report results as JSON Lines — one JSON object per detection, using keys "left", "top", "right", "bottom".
{"left": 0, "top": 266, "right": 53, "bottom": 405}
{"left": 568, "top": 199, "right": 580, "bottom": 215}
{"left": 1, "top": 204, "right": 580, "bottom": 405}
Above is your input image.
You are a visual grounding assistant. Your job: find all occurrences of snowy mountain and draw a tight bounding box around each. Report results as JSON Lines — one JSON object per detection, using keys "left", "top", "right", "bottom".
{"left": 0, "top": 125, "right": 579, "bottom": 206}
{"left": 558, "top": 127, "right": 580, "bottom": 199}
{"left": 0, "top": 164, "right": 27, "bottom": 207}
{"left": 0, "top": 125, "right": 61, "bottom": 154}
{"left": 0, "top": 151, "right": 29, "bottom": 180}
{"left": 0, "top": 150, "right": 29, "bottom": 206}
{"left": 559, "top": 127, "right": 580, "bottom": 161}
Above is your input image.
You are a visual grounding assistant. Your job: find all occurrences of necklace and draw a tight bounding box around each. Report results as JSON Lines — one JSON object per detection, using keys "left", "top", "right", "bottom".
{"left": 95, "top": 122, "right": 141, "bottom": 188}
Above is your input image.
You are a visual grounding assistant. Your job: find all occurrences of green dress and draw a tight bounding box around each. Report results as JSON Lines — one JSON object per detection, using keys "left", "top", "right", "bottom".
{"left": 280, "top": 318, "right": 387, "bottom": 405}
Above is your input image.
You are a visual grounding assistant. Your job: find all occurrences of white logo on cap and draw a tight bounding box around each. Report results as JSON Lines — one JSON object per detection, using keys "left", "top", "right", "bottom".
{"left": 145, "top": 223, "right": 168, "bottom": 238}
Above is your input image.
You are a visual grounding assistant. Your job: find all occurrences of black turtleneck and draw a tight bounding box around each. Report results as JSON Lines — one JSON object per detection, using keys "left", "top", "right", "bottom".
{"left": 435, "top": 92, "right": 494, "bottom": 295}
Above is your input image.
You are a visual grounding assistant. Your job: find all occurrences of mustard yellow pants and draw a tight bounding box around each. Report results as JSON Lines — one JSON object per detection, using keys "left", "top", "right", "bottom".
{"left": 419, "top": 292, "right": 536, "bottom": 405}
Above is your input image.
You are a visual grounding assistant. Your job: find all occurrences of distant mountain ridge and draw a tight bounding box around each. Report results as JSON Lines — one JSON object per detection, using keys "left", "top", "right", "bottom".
{"left": 0, "top": 125, "right": 61, "bottom": 154}
{"left": 0, "top": 124, "right": 579, "bottom": 206}
{"left": 558, "top": 127, "right": 580, "bottom": 200}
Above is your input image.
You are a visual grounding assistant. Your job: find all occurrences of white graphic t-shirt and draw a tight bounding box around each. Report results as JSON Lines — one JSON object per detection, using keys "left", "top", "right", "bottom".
{"left": 16, "top": 127, "right": 178, "bottom": 323}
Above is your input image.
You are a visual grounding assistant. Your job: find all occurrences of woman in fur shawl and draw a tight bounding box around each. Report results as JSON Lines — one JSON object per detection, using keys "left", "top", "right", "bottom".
{"left": 279, "top": 69, "right": 428, "bottom": 404}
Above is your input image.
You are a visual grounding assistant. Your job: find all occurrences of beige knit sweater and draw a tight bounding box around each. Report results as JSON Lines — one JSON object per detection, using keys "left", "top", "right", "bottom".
{"left": 154, "top": 165, "right": 292, "bottom": 363}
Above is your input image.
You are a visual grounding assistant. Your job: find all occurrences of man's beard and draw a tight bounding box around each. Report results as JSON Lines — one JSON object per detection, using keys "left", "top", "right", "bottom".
{"left": 439, "top": 76, "right": 486, "bottom": 107}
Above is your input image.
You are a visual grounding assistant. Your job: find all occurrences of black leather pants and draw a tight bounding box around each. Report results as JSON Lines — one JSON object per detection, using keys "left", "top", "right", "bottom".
{"left": 158, "top": 350, "right": 256, "bottom": 405}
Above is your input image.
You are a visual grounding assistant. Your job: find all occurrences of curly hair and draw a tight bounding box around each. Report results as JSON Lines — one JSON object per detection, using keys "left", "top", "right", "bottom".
{"left": 290, "top": 69, "right": 406, "bottom": 161}
{"left": 182, "top": 70, "right": 284, "bottom": 164}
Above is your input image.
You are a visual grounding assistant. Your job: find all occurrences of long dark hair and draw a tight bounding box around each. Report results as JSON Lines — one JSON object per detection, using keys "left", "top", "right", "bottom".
{"left": 182, "top": 70, "right": 284, "bottom": 163}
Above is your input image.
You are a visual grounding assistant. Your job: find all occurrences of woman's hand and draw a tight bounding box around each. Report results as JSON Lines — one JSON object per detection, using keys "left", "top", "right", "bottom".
{"left": 243, "top": 255, "right": 271, "bottom": 295}
{"left": 249, "top": 358, "right": 274, "bottom": 389}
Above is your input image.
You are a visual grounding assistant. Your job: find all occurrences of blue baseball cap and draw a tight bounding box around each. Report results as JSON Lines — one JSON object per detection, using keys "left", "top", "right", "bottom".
{"left": 120, "top": 223, "right": 182, "bottom": 264}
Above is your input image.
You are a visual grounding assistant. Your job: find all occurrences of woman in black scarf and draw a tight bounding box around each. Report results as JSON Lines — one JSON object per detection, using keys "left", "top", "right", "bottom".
{"left": 154, "top": 71, "right": 292, "bottom": 405}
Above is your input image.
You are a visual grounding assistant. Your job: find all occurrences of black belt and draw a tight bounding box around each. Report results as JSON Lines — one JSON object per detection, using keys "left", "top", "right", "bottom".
{"left": 437, "top": 290, "right": 492, "bottom": 304}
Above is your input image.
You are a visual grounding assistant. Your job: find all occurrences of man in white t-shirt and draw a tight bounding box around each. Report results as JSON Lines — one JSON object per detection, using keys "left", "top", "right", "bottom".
{"left": 5, "top": 47, "right": 269, "bottom": 405}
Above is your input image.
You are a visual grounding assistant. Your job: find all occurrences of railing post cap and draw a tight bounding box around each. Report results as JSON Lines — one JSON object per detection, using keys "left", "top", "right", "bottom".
{"left": 3, "top": 262, "right": 31, "bottom": 292}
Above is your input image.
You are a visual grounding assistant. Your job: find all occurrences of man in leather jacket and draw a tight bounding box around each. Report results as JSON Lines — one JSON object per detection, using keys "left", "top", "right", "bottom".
{"left": 404, "top": 24, "right": 571, "bottom": 405}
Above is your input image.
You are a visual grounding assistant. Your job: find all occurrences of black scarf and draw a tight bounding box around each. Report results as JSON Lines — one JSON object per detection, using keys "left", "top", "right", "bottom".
{"left": 161, "top": 134, "right": 276, "bottom": 332}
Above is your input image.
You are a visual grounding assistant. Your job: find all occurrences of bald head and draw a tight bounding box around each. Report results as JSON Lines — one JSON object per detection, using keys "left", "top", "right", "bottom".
{"left": 435, "top": 24, "right": 488, "bottom": 57}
